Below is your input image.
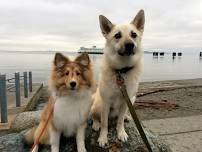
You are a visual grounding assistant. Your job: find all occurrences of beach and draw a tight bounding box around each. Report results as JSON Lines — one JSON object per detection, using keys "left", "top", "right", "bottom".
{"left": 136, "top": 78, "right": 202, "bottom": 120}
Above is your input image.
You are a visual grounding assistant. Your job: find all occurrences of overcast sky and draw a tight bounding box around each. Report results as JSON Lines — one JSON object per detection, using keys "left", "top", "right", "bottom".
{"left": 0, "top": 0, "right": 202, "bottom": 52}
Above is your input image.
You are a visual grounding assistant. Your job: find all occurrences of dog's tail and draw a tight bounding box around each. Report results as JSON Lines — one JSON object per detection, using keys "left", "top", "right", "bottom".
{"left": 24, "top": 126, "right": 37, "bottom": 144}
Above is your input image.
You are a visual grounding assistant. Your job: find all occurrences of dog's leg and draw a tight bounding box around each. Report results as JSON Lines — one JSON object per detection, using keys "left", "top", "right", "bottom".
{"left": 92, "top": 117, "right": 100, "bottom": 131}
{"left": 98, "top": 103, "right": 110, "bottom": 147}
{"left": 50, "top": 128, "right": 61, "bottom": 152}
{"left": 76, "top": 123, "right": 87, "bottom": 152}
{"left": 116, "top": 102, "right": 128, "bottom": 142}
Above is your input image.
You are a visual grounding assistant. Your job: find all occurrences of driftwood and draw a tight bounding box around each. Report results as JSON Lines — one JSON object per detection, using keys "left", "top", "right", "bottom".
{"left": 135, "top": 99, "right": 179, "bottom": 110}
{"left": 135, "top": 85, "right": 202, "bottom": 110}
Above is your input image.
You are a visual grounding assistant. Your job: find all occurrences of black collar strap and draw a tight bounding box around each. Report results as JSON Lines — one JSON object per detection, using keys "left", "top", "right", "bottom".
{"left": 115, "top": 66, "right": 134, "bottom": 74}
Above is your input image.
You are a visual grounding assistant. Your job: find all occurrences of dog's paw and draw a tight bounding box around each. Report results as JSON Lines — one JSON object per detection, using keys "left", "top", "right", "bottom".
{"left": 98, "top": 132, "right": 108, "bottom": 147}
{"left": 118, "top": 129, "right": 128, "bottom": 142}
{"left": 77, "top": 147, "right": 87, "bottom": 152}
{"left": 51, "top": 146, "right": 59, "bottom": 152}
{"left": 92, "top": 120, "right": 100, "bottom": 131}
{"left": 124, "top": 115, "right": 132, "bottom": 122}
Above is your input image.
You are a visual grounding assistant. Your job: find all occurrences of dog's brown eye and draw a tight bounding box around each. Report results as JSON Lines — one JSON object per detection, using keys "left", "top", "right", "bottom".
{"left": 76, "top": 72, "right": 80, "bottom": 76}
{"left": 131, "top": 32, "right": 137, "bottom": 38}
{"left": 114, "top": 32, "right": 122, "bottom": 39}
{"left": 65, "top": 71, "right": 69, "bottom": 76}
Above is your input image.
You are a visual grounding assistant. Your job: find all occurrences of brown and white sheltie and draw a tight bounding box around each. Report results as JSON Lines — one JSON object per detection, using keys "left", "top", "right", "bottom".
{"left": 24, "top": 52, "right": 95, "bottom": 152}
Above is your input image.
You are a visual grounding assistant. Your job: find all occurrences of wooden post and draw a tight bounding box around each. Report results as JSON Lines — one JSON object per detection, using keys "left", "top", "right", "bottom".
{"left": 23, "top": 72, "right": 28, "bottom": 98}
{"left": 29, "top": 71, "right": 32, "bottom": 92}
{"left": 0, "top": 74, "right": 8, "bottom": 123}
{"left": 15, "top": 72, "right": 21, "bottom": 107}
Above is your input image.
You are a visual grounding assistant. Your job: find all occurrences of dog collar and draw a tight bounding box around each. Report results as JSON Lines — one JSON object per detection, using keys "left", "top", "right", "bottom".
{"left": 115, "top": 66, "right": 134, "bottom": 74}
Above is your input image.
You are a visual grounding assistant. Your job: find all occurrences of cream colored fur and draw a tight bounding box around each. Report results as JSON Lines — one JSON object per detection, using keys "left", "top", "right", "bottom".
{"left": 91, "top": 9, "right": 145, "bottom": 147}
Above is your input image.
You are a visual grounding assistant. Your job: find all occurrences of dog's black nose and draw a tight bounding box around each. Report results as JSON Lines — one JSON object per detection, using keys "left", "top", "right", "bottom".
{"left": 70, "top": 81, "right": 77, "bottom": 88}
{"left": 124, "top": 43, "right": 135, "bottom": 55}
{"left": 125, "top": 43, "right": 134, "bottom": 50}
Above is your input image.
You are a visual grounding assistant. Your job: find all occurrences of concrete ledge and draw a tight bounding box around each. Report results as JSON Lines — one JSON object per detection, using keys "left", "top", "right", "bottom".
{"left": 163, "top": 131, "right": 202, "bottom": 152}
{"left": 143, "top": 115, "right": 202, "bottom": 135}
{"left": 0, "top": 115, "right": 16, "bottom": 131}
{"left": 0, "top": 84, "right": 43, "bottom": 131}
{"left": 24, "top": 83, "right": 43, "bottom": 111}
{"left": 143, "top": 115, "right": 202, "bottom": 152}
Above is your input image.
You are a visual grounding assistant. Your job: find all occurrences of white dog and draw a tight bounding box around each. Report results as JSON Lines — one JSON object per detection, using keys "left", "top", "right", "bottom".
{"left": 91, "top": 9, "right": 145, "bottom": 147}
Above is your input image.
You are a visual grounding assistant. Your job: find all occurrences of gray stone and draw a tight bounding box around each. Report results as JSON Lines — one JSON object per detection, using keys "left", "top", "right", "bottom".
{"left": 11, "top": 111, "right": 41, "bottom": 132}
{"left": 0, "top": 133, "right": 24, "bottom": 152}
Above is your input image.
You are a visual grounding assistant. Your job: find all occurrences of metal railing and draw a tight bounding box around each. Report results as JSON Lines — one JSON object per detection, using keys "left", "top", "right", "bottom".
{"left": 0, "top": 71, "right": 33, "bottom": 123}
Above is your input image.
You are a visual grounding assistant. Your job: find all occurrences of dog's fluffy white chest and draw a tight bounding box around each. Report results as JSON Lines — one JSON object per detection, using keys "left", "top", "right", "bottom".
{"left": 53, "top": 92, "right": 92, "bottom": 136}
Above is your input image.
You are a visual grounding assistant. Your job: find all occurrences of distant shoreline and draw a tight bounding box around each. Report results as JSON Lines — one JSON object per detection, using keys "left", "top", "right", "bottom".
{"left": 0, "top": 50, "right": 155, "bottom": 55}
{"left": 0, "top": 50, "right": 201, "bottom": 55}
{"left": 0, "top": 50, "right": 79, "bottom": 54}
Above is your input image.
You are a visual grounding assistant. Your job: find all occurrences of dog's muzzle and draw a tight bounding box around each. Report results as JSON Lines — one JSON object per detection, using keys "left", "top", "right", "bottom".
{"left": 118, "top": 43, "right": 136, "bottom": 56}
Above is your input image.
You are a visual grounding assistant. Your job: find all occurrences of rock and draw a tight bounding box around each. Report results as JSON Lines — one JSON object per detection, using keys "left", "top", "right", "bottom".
{"left": 5, "top": 111, "right": 171, "bottom": 152}
{"left": 0, "top": 133, "right": 24, "bottom": 152}
{"left": 10, "top": 111, "right": 41, "bottom": 132}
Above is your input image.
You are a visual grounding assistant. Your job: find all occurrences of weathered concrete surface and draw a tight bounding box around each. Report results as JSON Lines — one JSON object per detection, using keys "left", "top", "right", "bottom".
{"left": 163, "top": 131, "right": 202, "bottom": 152}
{"left": 143, "top": 115, "right": 202, "bottom": 135}
{"left": 143, "top": 115, "right": 202, "bottom": 152}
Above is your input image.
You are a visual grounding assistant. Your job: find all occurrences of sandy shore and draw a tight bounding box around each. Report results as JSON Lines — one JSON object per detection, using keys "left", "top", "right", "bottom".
{"left": 136, "top": 78, "right": 202, "bottom": 120}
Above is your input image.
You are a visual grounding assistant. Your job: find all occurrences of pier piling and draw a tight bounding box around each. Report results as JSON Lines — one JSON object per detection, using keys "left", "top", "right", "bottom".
{"left": 178, "top": 52, "right": 182, "bottom": 56}
{"left": 160, "top": 52, "right": 164, "bottom": 56}
{"left": 23, "top": 72, "right": 28, "bottom": 98}
{"left": 29, "top": 71, "right": 32, "bottom": 92}
{"left": 15, "top": 72, "right": 21, "bottom": 107}
{"left": 0, "top": 74, "right": 8, "bottom": 123}
{"left": 153, "top": 52, "right": 158, "bottom": 57}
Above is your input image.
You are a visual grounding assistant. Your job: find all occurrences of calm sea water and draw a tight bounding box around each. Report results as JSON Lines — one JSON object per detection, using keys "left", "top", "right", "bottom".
{"left": 0, "top": 52, "right": 202, "bottom": 84}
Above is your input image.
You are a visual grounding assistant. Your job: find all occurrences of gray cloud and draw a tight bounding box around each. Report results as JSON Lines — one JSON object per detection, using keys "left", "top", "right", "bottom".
{"left": 0, "top": 0, "right": 201, "bottom": 51}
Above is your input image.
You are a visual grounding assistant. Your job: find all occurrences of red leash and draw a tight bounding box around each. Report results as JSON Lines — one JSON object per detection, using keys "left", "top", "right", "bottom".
{"left": 30, "top": 107, "right": 54, "bottom": 152}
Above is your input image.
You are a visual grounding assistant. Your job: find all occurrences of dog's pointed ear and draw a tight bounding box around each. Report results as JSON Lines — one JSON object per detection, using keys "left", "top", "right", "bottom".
{"left": 99, "top": 15, "right": 114, "bottom": 36}
{"left": 54, "top": 52, "right": 69, "bottom": 68}
{"left": 131, "top": 9, "right": 145, "bottom": 31}
{"left": 75, "top": 53, "right": 90, "bottom": 67}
